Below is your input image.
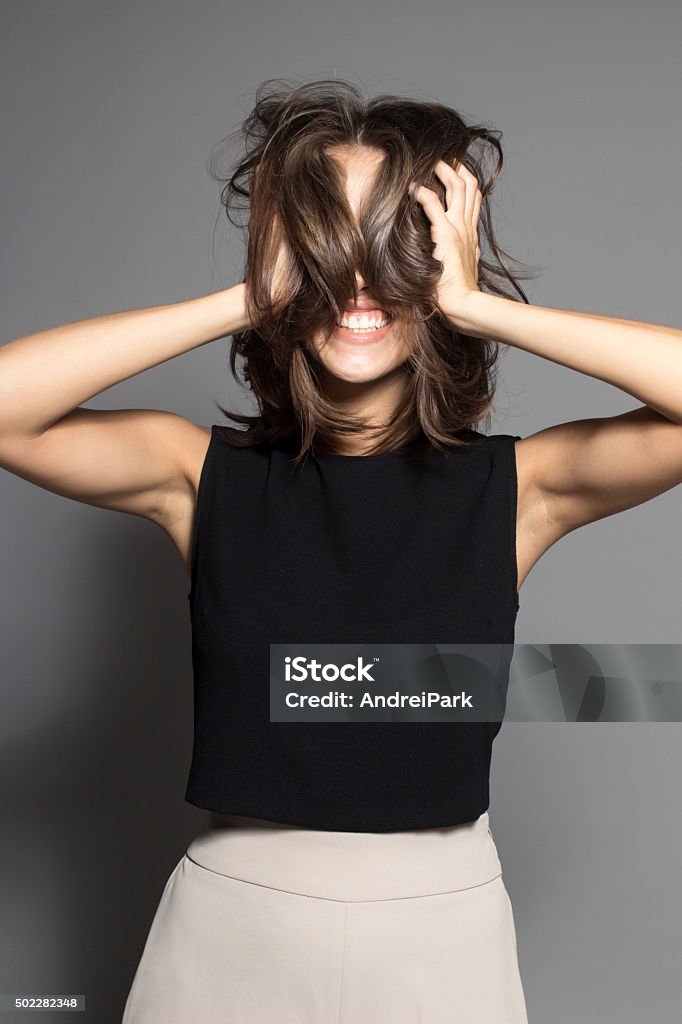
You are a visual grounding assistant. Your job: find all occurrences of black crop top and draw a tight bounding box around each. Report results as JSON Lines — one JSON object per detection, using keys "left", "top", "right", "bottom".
{"left": 185, "top": 425, "right": 522, "bottom": 832}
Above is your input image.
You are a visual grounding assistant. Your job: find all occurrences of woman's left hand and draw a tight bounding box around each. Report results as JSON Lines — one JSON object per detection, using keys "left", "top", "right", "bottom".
{"left": 411, "top": 158, "right": 483, "bottom": 327}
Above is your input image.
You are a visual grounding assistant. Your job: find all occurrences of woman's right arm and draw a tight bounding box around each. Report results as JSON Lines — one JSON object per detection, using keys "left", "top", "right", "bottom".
{"left": 0, "top": 283, "right": 249, "bottom": 534}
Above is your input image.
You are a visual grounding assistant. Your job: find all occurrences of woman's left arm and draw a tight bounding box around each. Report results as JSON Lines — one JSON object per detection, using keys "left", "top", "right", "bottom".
{"left": 413, "top": 160, "right": 682, "bottom": 540}
{"left": 455, "top": 291, "right": 682, "bottom": 537}
{"left": 455, "top": 291, "right": 682, "bottom": 426}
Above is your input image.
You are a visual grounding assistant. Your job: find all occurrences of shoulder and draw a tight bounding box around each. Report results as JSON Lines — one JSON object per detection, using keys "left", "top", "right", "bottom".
{"left": 464, "top": 431, "right": 544, "bottom": 534}
{"left": 183, "top": 424, "right": 277, "bottom": 485}
{"left": 455, "top": 429, "right": 522, "bottom": 453}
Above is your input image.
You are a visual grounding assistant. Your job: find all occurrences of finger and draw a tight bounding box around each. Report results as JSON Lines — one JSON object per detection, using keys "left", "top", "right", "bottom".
{"left": 455, "top": 162, "right": 481, "bottom": 228}
{"left": 472, "top": 189, "right": 482, "bottom": 237}
{"left": 432, "top": 159, "right": 456, "bottom": 212}
{"left": 456, "top": 161, "right": 480, "bottom": 191}
{"left": 432, "top": 159, "right": 465, "bottom": 221}
{"left": 411, "top": 183, "right": 449, "bottom": 227}
{"left": 454, "top": 162, "right": 477, "bottom": 227}
{"left": 433, "top": 159, "right": 463, "bottom": 213}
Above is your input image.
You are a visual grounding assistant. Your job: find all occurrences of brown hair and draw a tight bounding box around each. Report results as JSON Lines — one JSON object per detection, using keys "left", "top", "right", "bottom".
{"left": 209, "top": 77, "right": 536, "bottom": 463}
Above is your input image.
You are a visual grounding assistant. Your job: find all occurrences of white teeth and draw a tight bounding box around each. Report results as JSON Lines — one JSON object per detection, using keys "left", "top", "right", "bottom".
{"left": 338, "top": 313, "right": 391, "bottom": 330}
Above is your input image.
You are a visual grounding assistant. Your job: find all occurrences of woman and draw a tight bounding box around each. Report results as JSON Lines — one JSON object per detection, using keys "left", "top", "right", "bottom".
{"left": 1, "top": 78, "right": 680, "bottom": 1023}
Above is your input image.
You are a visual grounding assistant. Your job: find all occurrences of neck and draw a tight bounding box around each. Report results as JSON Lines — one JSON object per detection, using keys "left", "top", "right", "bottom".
{"left": 317, "top": 365, "right": 409, "bottom": 454}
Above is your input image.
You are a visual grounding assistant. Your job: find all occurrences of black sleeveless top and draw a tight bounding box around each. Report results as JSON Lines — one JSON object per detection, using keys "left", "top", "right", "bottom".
{"left": 185, "top": 424, "right": 522, "bottom": 832}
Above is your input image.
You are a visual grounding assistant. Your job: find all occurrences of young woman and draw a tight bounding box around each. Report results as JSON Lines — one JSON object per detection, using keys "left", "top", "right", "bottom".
{"left": 1, "top": 79, "right": 681, "bottom": 1023}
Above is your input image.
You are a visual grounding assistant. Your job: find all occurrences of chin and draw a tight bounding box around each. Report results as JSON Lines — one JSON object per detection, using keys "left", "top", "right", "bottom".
{"left": 311, "top": 325, "right": 409, "bottom": 385}
{"left": 319, "top": 357, "right": 404, "bottom": 386}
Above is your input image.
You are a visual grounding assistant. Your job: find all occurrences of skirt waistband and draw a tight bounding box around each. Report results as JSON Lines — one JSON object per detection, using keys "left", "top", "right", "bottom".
{"left": 185, "top": 811, "right": 502, "bottom": 902}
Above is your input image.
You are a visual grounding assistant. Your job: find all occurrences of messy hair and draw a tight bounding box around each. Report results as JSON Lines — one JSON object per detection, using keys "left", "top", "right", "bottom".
{"left": 209, "top": 77, "right": 535, "bottom": 462}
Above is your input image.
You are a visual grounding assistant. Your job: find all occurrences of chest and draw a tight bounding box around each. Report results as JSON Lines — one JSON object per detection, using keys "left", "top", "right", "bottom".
{"left": 191, "top": 456, "right": 515, "bottom": 643}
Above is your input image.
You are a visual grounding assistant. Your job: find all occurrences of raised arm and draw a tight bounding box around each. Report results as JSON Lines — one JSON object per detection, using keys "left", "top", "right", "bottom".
{"left": 452, "top": 283, "right": 682, "bottom": 552}
{"left": 0, "top": 285, "right": 249, "bottom": 539}
{"left": 412, "top": 159, "right": 682, "bottom": 584}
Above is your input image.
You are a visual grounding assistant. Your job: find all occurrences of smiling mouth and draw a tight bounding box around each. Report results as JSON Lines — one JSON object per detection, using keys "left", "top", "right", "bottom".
{"left": 336, "top": 311, "right": 393, "bottom": 332}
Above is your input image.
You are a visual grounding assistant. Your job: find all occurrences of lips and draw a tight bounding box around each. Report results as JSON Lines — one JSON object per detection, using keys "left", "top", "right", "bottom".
{"left": 337, "top": 310, "right": 393, "bottom": 330}
{"left": 332, "top": 317, "right": 394, "bottom": 344}
{"left": 334, "top": 299, "right": 394, "bottom": 340}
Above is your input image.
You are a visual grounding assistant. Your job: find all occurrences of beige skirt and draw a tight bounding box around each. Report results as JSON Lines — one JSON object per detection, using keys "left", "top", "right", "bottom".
{"left": 122, "top": 810, "right": 528, "bottom": 1023}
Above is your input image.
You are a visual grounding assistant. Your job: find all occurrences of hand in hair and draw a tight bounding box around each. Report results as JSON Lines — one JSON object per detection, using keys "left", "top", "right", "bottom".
{"left": 411, "top": 159, "right": 483, "bottom": 327}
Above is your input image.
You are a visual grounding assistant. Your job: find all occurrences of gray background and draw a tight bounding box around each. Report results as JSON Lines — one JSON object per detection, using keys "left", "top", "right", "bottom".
{"left": 1, "top": 1, "right": 680, "bottom": 1021}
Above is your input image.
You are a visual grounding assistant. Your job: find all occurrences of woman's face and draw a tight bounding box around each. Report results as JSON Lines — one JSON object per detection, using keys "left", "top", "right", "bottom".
{"left": 307, "top": 145, "right": 411, "bottom": 390}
